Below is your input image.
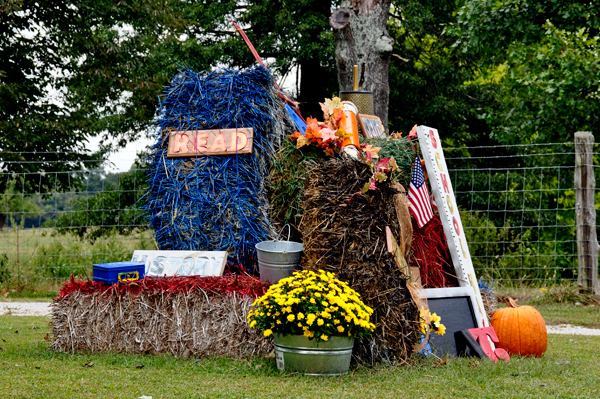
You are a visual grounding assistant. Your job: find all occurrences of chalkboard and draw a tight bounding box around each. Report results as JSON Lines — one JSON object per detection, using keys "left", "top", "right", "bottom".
{"left": 424, "top": 287, "right": 482, "bottom": 357}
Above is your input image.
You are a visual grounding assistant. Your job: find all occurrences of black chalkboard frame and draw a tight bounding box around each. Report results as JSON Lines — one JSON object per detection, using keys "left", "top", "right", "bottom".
{"left": 423, "top": 287, "right": 484, "bottom": 357}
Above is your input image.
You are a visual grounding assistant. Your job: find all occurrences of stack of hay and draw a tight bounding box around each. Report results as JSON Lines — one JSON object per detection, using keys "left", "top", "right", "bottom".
{"left": 298, "top": 153, "right": 422, "bottom": 365}
{"left": 146, "top": 66, "right": 289, "bottom": 271}
{"left": 51, "top": 276, "right": 272, "bottom": 358}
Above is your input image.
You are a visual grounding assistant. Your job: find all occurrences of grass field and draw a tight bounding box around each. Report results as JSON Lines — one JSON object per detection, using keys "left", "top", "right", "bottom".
{"left": 0, "top": 228, "right": 154, "bottom": 298}
{"left": 0, "top": 315, "right": 599, "bottom": 398}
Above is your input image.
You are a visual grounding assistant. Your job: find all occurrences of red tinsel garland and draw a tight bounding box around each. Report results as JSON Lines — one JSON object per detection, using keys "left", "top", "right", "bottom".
{"left": 58, "top": 274, "right": 270, "bottom": 300}
{"left": 409, "top": 214, "right": 458, "bottom": 288}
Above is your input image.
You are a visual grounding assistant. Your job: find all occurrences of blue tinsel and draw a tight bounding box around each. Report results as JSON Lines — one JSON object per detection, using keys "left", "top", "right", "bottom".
{"left": 145, "top": 67, "right": 286, "bottom": 270}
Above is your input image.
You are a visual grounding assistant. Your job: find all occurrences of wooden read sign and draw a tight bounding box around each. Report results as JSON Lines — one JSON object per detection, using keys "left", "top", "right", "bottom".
{"left": 167, "top": 128, "right": 254, "bottom": 158}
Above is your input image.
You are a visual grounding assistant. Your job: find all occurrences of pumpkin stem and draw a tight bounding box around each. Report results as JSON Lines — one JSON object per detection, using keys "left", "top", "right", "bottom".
{"left": 503, "top": 297, "right": 519, "bottom": 308}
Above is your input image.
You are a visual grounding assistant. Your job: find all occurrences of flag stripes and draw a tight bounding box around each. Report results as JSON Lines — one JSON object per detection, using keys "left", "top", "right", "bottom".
{"left": 408, "top": 155, "right": 433, "bottom": 228}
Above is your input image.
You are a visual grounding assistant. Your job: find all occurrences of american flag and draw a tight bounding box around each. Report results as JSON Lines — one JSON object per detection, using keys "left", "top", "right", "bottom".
{"left": 409, "top": 155, "right": 433, "bottom": 228}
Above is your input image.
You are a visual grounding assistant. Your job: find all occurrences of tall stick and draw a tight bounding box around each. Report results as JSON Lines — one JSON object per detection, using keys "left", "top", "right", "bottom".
{"left": 575, "top": 132, "right": 599, "bottom": 294}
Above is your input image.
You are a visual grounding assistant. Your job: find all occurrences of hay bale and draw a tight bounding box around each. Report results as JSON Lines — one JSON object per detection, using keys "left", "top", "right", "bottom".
{"left": 364, "top": 137, "right": 416, "bottom": 189}
{"left": 478, "top": 281, "right": 497, "bottom": 320}
{"left": 51, "top": 276, "right": 272, "bottom": 358}
{"left": 298, "top": 158, "right": 421, "bottom": 365}
{"left": 147, "top": 67, "right": 289, "bottom": 269}
{"left": 268, "top": 139, "right": 321, "bottom": 238}
{"left": 269, "top": 137, "right": 415, "bottom": 240}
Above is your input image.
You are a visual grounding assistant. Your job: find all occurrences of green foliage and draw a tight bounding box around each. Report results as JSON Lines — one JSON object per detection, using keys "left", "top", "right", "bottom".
{"left": 269, "top": 139, "right": 322, "bottom": 237}
{"left": 462, "top": 210, "right": 575, "bottom": 285}
{"left": 1, "top": 0, "right": 340, "bottom": 198}
{"left": 0, "top": 254, "right": 10, "bottom": 284}
{"left": 528, "top": 282, "right": 599, "bottom": 306}
{"left": 364, "top": 137, "right": 416, "bottom": 189}
{"left": 387, "top": 0, "right": 494, "bottom": 145}
{"left": 237, "top": 0, "right": 339, "bottom": 118}
{"left": 35, "top": 238, "right": 131, "bottom": 278}
{"left": 453, "top": 0, "right": 600, "bottom": 144}
{"left": 0, "top": 180, "right": 43, "bottom": 228}
{"left": 44, "top": 162, "right": 148, "bottom": 241}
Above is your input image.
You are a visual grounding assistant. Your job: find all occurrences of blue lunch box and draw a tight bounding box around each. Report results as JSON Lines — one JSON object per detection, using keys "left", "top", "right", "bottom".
{"left": 93, "top": 261, "right": 145, "bottom": 284}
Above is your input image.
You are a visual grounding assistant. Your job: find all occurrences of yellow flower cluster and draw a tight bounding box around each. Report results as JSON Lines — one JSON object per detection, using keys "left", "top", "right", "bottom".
{"left": 247, "top": 270, "right": 375, "bottom": 342}
{"left": 419, "top": 308, "right": 446, "bottom": 336}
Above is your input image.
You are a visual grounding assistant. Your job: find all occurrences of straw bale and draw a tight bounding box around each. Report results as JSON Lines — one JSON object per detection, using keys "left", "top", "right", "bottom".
{"left": 51, "top": 289, "right": 271, "bottom": 358}
{"left": 298, "top": 157, "right": 421, "bottom": 365}
{"left": 147, "top": 66, "right": 290, "bottom": 270}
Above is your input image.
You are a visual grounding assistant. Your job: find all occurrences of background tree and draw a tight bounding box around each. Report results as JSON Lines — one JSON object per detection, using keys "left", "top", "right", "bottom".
{"left": 1, "top": 0, "right": 343, "bottom": 198}
{"left": 452, "top": 0, "right": 600, "bottom": 144}
{"left": 386, "top": 0, "right": 494, "bottom": 143}
{"left": 330, "top": 0, "right": 395, "bottom": 127}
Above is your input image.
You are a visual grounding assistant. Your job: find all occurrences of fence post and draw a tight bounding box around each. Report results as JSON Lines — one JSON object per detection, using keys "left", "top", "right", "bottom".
{"left": 575, "top": 132, "right": 600, "bottom": 294}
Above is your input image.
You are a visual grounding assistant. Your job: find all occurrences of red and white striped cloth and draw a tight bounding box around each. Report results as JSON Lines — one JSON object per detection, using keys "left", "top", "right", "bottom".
{"left": 408, "top": 155, "right": 433, "bottom": 228}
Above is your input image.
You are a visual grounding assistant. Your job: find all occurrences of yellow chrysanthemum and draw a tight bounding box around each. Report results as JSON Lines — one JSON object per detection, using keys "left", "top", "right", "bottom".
{"left": 321, "top": 334, "right": 329, "bottom": 341}
{"left": 317, "top": 318, "right": 324, "bottom": 326}
{"left": 437, "top": 324, "right": 446, "bottom": 336}
{"left": 250, "top": 320, "right": 257, "bottom": 328}
{"left": 297, "top": 312, "right": 305, "bottom": 320}
{"left": 337, "top": 326, "right": 344, "bottom": 333}
{"left": 287, "top": 314, "right": 296, "bottom": 322}
{"left": 264, "top": 329, "right": 273, "bottom": 337}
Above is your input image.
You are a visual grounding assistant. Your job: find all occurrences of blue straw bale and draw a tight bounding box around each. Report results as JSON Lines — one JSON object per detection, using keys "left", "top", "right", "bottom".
{"left": 146, "top": 67, "right": 287, "bottom": 270}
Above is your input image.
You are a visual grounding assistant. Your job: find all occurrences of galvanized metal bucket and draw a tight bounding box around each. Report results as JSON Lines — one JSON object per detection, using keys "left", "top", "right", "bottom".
{"left": 274, "top": 334, "right": 354, "bottom": 376}
{"left": 256, "top": 226, "right": 303, "bottom": 283}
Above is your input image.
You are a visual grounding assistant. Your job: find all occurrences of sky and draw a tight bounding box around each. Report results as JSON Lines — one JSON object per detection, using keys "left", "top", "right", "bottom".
{"left": 87, "top": 134, "right": 154, "bottom": 173}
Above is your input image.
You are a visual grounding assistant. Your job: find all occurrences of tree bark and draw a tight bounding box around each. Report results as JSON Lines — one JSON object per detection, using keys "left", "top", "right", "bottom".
{"left": 330, "top": 0, "right": 393, "bottom": 128}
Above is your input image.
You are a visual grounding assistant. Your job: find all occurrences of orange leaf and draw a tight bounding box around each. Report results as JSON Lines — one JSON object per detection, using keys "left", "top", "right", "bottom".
{"left": 319, "top": 102, "right": 330, "bottom": 120}
{"left": 286, "top": 132, "right": 302, "bottom": 141}
{"left": 296, "top": 136, "right": 312, "bottom": 149}
{"left": 305, "top": 117, "right": 322, "bottom": 138}
{"left": 389, "top": 156, "right": 399, "bottom": 172}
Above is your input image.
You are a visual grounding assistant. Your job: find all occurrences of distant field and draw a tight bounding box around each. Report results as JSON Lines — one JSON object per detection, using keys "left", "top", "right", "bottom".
{"left": 0, "top": 227, "right": 154, "bottom": 297}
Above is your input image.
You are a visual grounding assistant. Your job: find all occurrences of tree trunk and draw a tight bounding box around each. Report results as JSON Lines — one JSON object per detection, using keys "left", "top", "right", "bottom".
{"left": 330, "top": 1, "right": 393, "bottom": 128}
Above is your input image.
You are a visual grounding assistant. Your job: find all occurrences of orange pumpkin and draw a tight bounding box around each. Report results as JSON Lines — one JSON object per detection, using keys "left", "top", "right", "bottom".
{"left": 490, "top": 298, "right": 547, "bottom": 357}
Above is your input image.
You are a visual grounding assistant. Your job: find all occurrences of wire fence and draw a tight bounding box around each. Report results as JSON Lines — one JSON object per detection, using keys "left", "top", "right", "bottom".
{"left": 0, "top": 153, "right": 152, "bottom": 287}
{"left": 446, "top": 141, "right": 598, "bottom": 286}
{"left": 1, "top": 140, "right": 598, "bottom": 288}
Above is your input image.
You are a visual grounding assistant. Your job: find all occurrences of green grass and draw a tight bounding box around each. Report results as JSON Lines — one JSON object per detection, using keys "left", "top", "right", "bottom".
{"left": 530, "top": 304, "right": 600, "bottom": 328}
{"left": 1, "top": 316, "right": 599, "bottom": 398}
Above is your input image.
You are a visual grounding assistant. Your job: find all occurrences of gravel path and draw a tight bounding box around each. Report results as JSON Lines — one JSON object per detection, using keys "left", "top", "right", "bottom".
{"left": 546, "top": 324, "right": 600, "bottom": 336}
{"left": 1, "top": 302, "right": 52, "bottom": 316}
{"left": 2, "top": 302, "right": 600, "bottom": 336}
